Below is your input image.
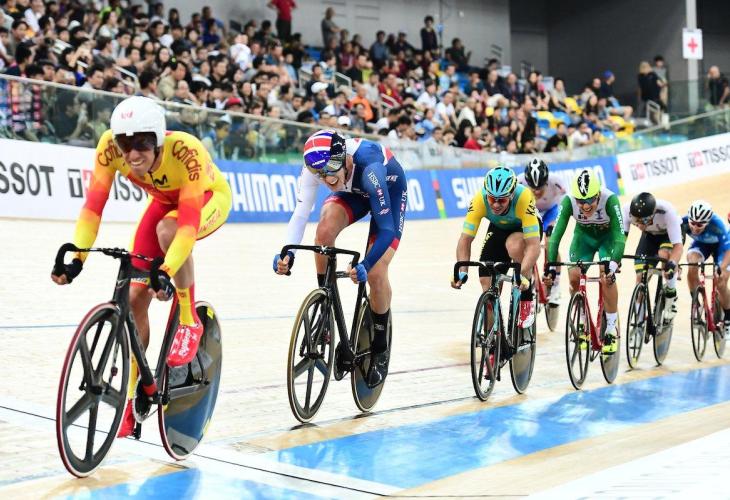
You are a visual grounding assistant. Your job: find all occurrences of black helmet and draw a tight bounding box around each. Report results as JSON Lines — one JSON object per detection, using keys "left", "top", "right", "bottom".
{"left": 630, "top": 192, "right": 656, "bottom": 218}
{"left": 524, "top": 158, "right": 548, "bottom": 189}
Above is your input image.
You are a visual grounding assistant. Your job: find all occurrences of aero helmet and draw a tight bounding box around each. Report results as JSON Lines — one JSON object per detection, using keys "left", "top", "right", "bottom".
{"left": 484, "top": 166, "right": 517, "bottom": 198}
{"left": 629, "top": 192, "right": 656, "bottom": 218}
{"left": 303, "top": 129, "right": 346, "bottom": 176}
{"left": 571, "top": 169, "right": 601, "bottom": 199}
{"left": 524, "top": 158, "right": 548, "bottom": 189}
{"left": 110, "top": 96, "right": 166, "bottom": 147}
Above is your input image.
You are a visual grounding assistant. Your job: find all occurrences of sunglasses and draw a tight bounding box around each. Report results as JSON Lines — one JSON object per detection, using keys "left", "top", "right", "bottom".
{"left": 115, "top": 133, "right": 157, "bottom": 153}
{"left": 689, "top": 220, "right": 708, "bottom": 228}
{"left": 632, "top": 215, "right": 653, "bottom": 225}
{"left": 487, "top": 194, "right": 512, "bottom": 205}
{"left": 578, "top": 196, "right": 598, "bottom": 207}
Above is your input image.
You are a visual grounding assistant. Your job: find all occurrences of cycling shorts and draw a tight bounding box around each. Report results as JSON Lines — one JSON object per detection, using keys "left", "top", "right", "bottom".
{"left": 478, "top": 223, "right": 543, "bottom": 277}
{"left": 569, "top": 225, "right": 620, "bottom": 264}
{"left": 633, "top": 232, "right": 673, "bottom": 271}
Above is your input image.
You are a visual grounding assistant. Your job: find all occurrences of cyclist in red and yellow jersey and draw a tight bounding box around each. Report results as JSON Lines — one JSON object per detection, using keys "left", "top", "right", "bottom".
{"left": 51, "top": 96, "right": 232, "bottom": 437}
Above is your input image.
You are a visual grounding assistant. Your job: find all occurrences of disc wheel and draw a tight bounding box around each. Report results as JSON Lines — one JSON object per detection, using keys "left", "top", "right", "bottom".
{"left": 625, "top": 284, "right": 647, "bottom": 369}
{"left": 471, "top": 292, "right": 500, "bottom": 401}
{"left": 510, "top": 296, "right": 537, "bottom": 394}
{"left": 159, "top": 302, "right": 223, "bottom": 460}
{"left": 286, "top": 289, "right": 335, "bottom": 423}
{"left": 56, "top": 303, "right": 129, "bottom": 478}
{"left": 565, "top": 293, "right": 590, "bottom": 390}
{"left": 690, "top": 288, "right": 708, "bottom": 361}
{"left": 652, "top": 290, "right": 673, "bottom": 365}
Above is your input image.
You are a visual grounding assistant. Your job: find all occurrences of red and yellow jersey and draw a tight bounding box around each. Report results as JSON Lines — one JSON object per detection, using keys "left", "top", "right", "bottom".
{"left": 73, "top": 130, "right": 231, "bottom": 276}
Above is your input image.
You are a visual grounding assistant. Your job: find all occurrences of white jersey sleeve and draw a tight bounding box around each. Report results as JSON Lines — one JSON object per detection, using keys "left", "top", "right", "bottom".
{"left": 621, "top": 203, "right": 631, "bottom": 234}
{"left": 657, "top": 199, "right": 683, "bottom": 245}
{"left": 284, "top": 167, "right": 321, "bottom": 248}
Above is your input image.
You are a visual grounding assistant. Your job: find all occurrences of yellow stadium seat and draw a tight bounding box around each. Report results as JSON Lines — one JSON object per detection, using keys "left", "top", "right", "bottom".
{"left": 565, "top": 97, "right": 582, "bottom": 114}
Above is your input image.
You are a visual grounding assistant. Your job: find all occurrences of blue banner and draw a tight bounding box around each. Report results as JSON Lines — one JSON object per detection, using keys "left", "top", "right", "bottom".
{"left": 217, "top": 156, "right": 617, "bottom": 223}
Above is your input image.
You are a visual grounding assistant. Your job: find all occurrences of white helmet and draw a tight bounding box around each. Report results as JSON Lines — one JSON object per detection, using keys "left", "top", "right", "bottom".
{"left": 688, "top": 200, "right": 713, "bottom": 223}
{"left": 110, "top": 96, "right": 166, "bottom": 147}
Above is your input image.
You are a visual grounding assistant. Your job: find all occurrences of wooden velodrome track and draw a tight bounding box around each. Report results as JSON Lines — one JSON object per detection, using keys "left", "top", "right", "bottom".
{"left": 1, "top": 172, "right": 730, "bottom": 499}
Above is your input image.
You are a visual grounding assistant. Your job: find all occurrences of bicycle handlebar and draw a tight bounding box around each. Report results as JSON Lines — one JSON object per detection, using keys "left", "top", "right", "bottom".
{"left": 622, "top": 254, "right": 669, "bottom": 264}
{"left": 679, "top": 262, "right": 719, "bottom": 271}
{"left": 280, "top": 245, "right": 361, "bottom": 277}
{"left": 453, "top": 260, "right": 521, "bottom": 283}
{"left": 53, "top": 243, "right": 156, "bottom": 279}
{"left": 546, "top": 261, "right": 615, "bottom": 274}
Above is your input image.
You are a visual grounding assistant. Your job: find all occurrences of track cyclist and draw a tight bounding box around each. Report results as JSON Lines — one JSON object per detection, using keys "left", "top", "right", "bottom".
{"left": 623, "top": 192, "right": 683, "bottom": 322}
{"left": 682, "top": 200, "right": 730, "bottom": 340}
{"left": 545, "top": 169, "right": 626, "bottom": 354}
{"left": 273, "top": 129, "right": 408, "bottom": 387}
{"left": 50, "top": 96, "right": 232, "bottom": 437}
{"left": 452, "top": 166, "right": 541, "bottom": 331}
{"left": 518, "top": 157, "right": 568, "bottom": 305}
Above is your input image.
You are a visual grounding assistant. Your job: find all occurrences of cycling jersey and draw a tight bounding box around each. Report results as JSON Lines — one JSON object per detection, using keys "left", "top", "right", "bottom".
{"left": 621, "top": 198, "right": 682, "bottom": 245}
{"left": 517, "top": 172, "right": 567, "bottom": 214}
{"left": 74, "top": 130, "right": 232, "bottom": 276}
{"left": 682, "top": 213, "right": 730, "bottom": 262}
{"left": 461, "top": 184, "right": 540, "bottom": 239}
{"left": 548, "top": 187, "right": 625, "bottom": 262}
{"left": 285, "top": 138, "right": 407, "bottom": 272}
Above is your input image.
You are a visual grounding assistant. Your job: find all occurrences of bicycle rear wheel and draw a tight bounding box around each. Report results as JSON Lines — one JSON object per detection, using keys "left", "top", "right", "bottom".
{"left": 600, "top": 311, "right": 620, "bottom": 384}
{"left": 510, "top": 296, "right": 537, "bottom": 394}
{"left": 712, "top": 293, "right": 726, "bottom": 358}
{"left": 690, "top": 288, "right": 708, "bottom": 361}
{"left": 471, "top": 292, "right": 500, "bottom": 401}
{"left": 565, "top": 293, "right": 590, "bottom": 390}
{"left": 56, "top": 303, "right": 129, "bottom": 478}
{"left": 351, "top": 303, "right": 392, "bottom": 412}
{"left": 652, "top": 289, "right": 673, "bottom": 366}
{"left": 287, "top": 289, "right": 335, "bottom": 423}
{"left": 625, "top": 283, "right": 647, "bottom": 369}
{"left": 159, "top": 302, "right": 223, "bottom": 460}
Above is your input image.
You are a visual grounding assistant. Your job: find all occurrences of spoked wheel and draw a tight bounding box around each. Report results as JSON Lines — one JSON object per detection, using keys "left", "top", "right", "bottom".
{"left": 625, "top": 283, "right": 648, "bottom": 369}
{"left": 286, "top": 289, "right": 335, "bottom": 423}
{"left": 510, "top": 296, "right": 537, "bottom": 394}
{"left": 600, "top": 311, "right": 621, "bottom": 384}
{"left": 159, "top": 302, "right": 223, "bottom": 460}
{"left": 690, "top": 288, "right": 708, "bottom": 361}
{"left": 565, "top": 293, "right": 590, "bottom": 390}
{"left": 471, "top": 292, "right": 500, "bottom": 401}
{"left": 712, "top": 293, "right": 726, "bottom": 358}
{"left": 653, "top": 291, "right": 673, "bottom": 365}
{"left": 56, "top": 303, "right": 129, "bottom": 477}
{"left": 351, "top": 303, "right": 392, "bottom": 412}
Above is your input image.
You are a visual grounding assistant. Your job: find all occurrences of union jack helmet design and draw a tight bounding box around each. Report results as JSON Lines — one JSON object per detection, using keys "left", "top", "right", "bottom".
{"left": 303, "top": 129, "right": 346, "bottom": 175}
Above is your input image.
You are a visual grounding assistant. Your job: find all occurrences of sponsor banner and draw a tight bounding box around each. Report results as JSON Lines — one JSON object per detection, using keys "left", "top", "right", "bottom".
{"left": 616, "top": 132, "right": 730, "bottom": 194}
{"left": 436, "top": 156, "right": 619, "bottom": 218}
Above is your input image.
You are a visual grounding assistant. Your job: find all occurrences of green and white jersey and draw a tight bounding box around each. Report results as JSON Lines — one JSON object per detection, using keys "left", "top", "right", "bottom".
{"left": 566, "top": 188, "right": 622, "bottom": 231}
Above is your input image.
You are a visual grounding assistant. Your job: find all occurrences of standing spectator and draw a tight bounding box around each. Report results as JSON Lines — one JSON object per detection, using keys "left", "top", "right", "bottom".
{"left": 653, "top": 55, "right": 669, "bottom": 107}
{"left": 369, "top": 30, "right": 388, "bottom": 70}
{"left": 637, "top": 60, "right": 663, "bottom": 119}
{"left": 445, "top": 37, "right": 470, "bottom": 72}
{"left": 420, "top": 15, "right": 439, "bottom": 58}
{"left": 706, "top": 65, "right": 729, "bottom": 109}
{"left": 267, "top": 0, "right": 296, "bottom": 43}
{"left": 321, "top": 7, "right": 340, "bottom": 48}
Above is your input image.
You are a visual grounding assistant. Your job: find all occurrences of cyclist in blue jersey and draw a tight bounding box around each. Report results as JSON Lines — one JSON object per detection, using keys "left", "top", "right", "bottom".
{"left": 682, "top": 200, "right": 730, "bottom": 339}
{"left": 273, "top": 129, "right": 408, "bottom": 386}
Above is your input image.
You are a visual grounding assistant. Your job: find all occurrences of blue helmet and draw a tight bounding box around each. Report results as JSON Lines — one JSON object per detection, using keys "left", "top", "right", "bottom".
{"left": 303, "top": 129, "right": 346, "bottom": 176}
{"left": 484, "top": 166, "right": 517, "bottom": 198}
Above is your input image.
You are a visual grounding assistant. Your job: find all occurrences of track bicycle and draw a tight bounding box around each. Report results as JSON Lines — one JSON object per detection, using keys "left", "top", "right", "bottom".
{"left": 453, "top": 260, "right": 537, "bottom": 401}
{"left": 548, "top": 261, "right": 621, "bottom": 389}
{"left": 679, "top": 262, "right": 726, "bottom": 360}
{"left": 53, "top": 243, "right": 222, "bottom": 477}
{"left": 282, "top": 244, "right": 391, "bottom": 423}
{"left": 624, "top": 255, "right": 676, "bottom": 368}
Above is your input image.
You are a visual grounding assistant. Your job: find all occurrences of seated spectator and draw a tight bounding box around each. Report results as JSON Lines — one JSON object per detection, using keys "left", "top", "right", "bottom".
{"left": 416, "top": 79, "right": 438, "bottom": 111}
{"left": 457, "top": 97, "right": 477, "bottom": 127}
{"left": 464, "top": 70, "right": 484, "bottom": 96}
{"left": 445, "top": 37, "right": 470, "bottom": 72}
{"left": 349, "top": 83, "right": 375, "bottom": 122}
{"left": 600, "top": 70, "right": 633, "bottom": 119}
{"left": 434, "top": 91, "right": 456, "bottom": 128}
{"left": 463, "top": 125, "right": 483, "bottom": 150}
{"left": 438, "top": 63, "right": 457, "bottom": 95}
{"left": 378, "top": 73, "right": 403, "bottom": 105}
{"left": 201, "top": 114, "right": 231, "bottom": 159}
{"left": 545, "top": 123, "right": 568, "bottom": 152}
{"left": 549, "top": 77, "right": 568, "bottom": 112}
{"left": 568, "top": 121, "right": 594, "bottom": 149}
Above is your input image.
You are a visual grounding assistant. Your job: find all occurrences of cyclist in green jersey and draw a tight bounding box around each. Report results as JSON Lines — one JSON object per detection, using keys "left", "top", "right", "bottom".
{"left": 544, "top": 169, "right": 626, "bottom": 353}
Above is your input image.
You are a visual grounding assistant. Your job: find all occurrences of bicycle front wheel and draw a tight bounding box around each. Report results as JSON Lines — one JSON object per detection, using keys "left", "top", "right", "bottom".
{"left": 652, "top": 289, "right": 673, "bottom": 365}
{"left": 510, "top": 296, "right": 537, "bottom": 394}
{"left": 626, "top": 283, "right": 648, "bottom": 369}
{"left": 565, "top": 293, "right": 590, "bottom": 390}
{"left": 600, "top": 311, "right": 621, "bottom": 384}
{"left": 287, "top": 289, "right": 335, "bottom": 423}
{"left": 712, "top": 293, "right": 726, "bottom": 358}
{"left": 56, "top": 303, "right": 129, "bottom": 478}
{"left": 471, "top": 292, "right": 500, "bottom": 401}
{"left": 690, "top": 288, "right": 708, "bottom": 361}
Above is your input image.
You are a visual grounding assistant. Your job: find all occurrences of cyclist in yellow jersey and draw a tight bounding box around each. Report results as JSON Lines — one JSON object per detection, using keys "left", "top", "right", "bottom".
{"left": 51, "top": 96, "right": 232, "bottom": 437}
{"left": 452, "top": 166, "right": 542, "bottom": 328}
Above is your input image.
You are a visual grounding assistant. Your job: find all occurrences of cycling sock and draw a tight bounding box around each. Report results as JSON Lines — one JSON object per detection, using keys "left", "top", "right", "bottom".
{"left": 371, "top": 309, "right": 390, "bottom": 353}
{"left": 664, "top": 286, "right": 677, "bottom": 298}
{"left": 606, "top": 312, "right": 618, "bottom": 330}
{"left": 177, "top": 284, "right": 198, "bottom": 326}
{"left": 317, "top": 273, "right": 326, "bottom": 287}
{"left": 666, "top": 274, "right": 678, "bottom": 289}
{"left": 126, "top": 356, "right": 139, "bottom": 400}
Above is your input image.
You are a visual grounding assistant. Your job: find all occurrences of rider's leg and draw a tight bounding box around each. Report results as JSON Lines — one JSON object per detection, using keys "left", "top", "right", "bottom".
{"left": 658, "top": 246, "right": 678, "bottom": 321}
{"left": 314, "top": 200, "right": 351, "bottom": 284}
{"left": 568, "top": 267, "right": 581, "bottom": 296}
{"left": 506, "top": 232, "right": 538, "bottom": 328}
{"left": 686, "top": 249, "right": 702, "bottom": 294}
{"left": 367, "top": 247, "right": 396, "bottom": 353}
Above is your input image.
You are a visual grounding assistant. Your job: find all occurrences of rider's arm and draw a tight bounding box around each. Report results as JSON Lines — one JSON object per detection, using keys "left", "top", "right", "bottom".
{"left": 361, "top": 163, "right": 396, "bottom": 272}
{"left": 664, "top": 204, "right": 684, "bottom": 262}
{"left": 72, "top": 132, "right": 117, "bottom": 261}
{"left": 547, "top": 196, "right": 572, "bottom": 262}
{"left": 607, "top": 194, "right": 627, "bottom": 262}
{"left": 284, "top": 167, "right": 319, "bottom": 247}
{"left": 457, "top": 192, "right": 485, "bottom": 274}
{"left": 621, "top": 202, "right": 631, "bottom": 235}
{"left": 515, "top": 188, "right": 541, "bottom": 274}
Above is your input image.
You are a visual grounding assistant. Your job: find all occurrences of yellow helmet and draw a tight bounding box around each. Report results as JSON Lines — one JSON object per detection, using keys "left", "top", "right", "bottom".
{"left": 571, "top": 169, "right": 601, "bottom": 199}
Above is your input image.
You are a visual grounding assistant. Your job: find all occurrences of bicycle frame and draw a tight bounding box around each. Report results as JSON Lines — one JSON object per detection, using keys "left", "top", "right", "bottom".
{"left": 624, "top": 255, "right": 669, "bottom": 338}
{"left": 696, "top": 263, "right": 720, "bottom": 332}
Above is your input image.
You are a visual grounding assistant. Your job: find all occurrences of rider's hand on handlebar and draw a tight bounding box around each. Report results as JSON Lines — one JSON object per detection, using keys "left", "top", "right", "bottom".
{"left": 451, "top": 271, "right": 468, "bottom": 289}
{"left": 273, "top": 251, "right": 295, "bottom": 275}
{"left": 519, "top": 274, "right": 531, "bottom": 291}
{"left": 149, "top": 269, "right": 175, "bottom": 301}
{"left": 663, "top": 260, "right": 677, "bottom": 280}
{"left": 51, "top": 258, "right": 83, "bottom": 285}
{"left": 349, "top": 263, "right": 368, "bottom": 283}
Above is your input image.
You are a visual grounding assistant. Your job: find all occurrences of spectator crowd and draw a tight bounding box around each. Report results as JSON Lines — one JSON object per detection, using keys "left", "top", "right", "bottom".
{"left": 0, "top": 0, "right": 728, "bottom": 161}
